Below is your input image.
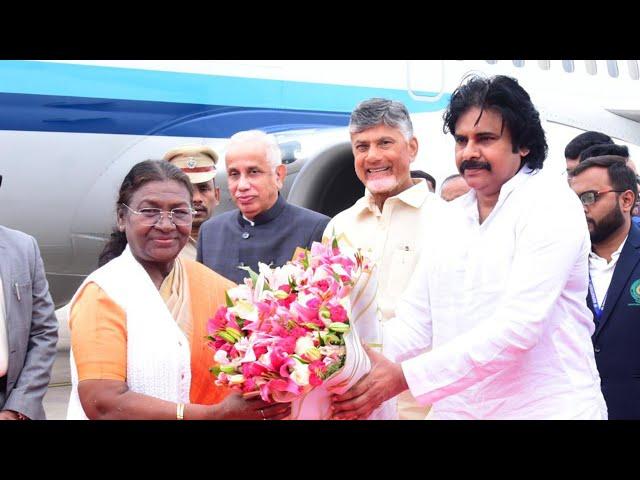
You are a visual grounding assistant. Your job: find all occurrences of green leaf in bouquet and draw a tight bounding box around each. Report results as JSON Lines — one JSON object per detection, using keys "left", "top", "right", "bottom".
{"left": 300, "top": 250, "right": 310, "bottom": 270}
{"left": 228, "top": 299, "right": 258, "bottom": 322}
{"left": 305, "top": 347, "right": 322, "bottom": 361}
{"left": 238, "top": 265, "right": 260, "bottom": 286}
{"left": 210, "top": 365, "right": 221, "bottom": 376}
{"left": 225, "top": 327, "right": 243, "bottom": 341}
{"left": 304, "top": 322, "right": 320, "bottom": 331}
{"left": 225, "top": 290, "right": 234, "bottom": 308}
{"left": 324, "top": 333, "right": 341, "bottom": 345}
{"left": 292, "top": 354, "right": 309, "bottom": 365}
{"left": 328, "top": 322, "right": 350, "bottom": 334}
{"left": 323, "top": 358, "right": 345, "bottom": 379}
{"left": 217, "top": 330, "right": 238, "bottom": 344}
{"left": 274, "top": 289, "right": 290, "bottom": 300}
{"left": 219, "top": 364, "right": 238, "bottom": 374}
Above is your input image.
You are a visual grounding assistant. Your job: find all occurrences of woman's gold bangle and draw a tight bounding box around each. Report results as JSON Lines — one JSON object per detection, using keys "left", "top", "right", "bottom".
{"left": 177, "top": 402, "right": 185, "bottom": 420}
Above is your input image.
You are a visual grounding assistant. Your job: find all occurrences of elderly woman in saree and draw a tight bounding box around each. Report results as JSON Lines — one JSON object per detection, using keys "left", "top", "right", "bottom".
{"left": 67, "top": 160, "right": 290, "bottom": 420}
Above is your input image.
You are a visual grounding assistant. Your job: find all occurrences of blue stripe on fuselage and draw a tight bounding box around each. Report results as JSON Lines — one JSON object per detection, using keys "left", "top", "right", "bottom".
{"left": 0, "top": 92, "right": 351, "bottom": 136}
{"left": 0, "top": 61, "right": 450, "bottom": 136}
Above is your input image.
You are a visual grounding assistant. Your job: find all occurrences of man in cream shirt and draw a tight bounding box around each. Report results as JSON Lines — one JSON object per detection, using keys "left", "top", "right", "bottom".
{"left": 331, "top": 76, "right": 607, "bottom": 420}
{"left": 324, "top": 98, "right": 443, "bottom": 419}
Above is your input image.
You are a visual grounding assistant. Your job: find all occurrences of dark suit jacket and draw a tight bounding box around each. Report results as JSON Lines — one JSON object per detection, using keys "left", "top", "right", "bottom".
{"left": 0, "top": 226, "right": 58, "bottom": 419}
{"left": 588, "top": 222, "right": 640, "bottom": 419}
{"left": 197, "top": 195, "right": 330, "bottom": 284}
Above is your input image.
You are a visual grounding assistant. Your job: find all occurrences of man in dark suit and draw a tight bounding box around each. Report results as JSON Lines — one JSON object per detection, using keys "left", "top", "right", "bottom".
{"left": 569, "top": 156, "right": 640, "bottom": 419}
{"left": 0, "top": 176, "right": 58, "bottom": 420}
{"left": 197, "top": 130, "right": 329, "bottom": 284}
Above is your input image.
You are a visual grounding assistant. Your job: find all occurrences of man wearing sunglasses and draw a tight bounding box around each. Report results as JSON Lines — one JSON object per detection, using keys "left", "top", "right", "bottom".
{"left": 569, "top": 155, "right": 640, "bottom": 419}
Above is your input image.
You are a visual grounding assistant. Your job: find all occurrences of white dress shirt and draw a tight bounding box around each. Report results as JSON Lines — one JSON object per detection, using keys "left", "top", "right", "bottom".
{"left": 589, "top": 236, "right": 628, "bottom": 311}
{"left": 0, "top": 276, "right": 8, "bottom": 377}
{"left": 384, "top": 168, "right": 608, "bottom": 419}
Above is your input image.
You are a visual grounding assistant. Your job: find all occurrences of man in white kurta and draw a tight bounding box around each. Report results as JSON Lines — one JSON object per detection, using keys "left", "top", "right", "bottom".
{"left": 383, "top": 167, "right": 607, "bottom": 419}
{"left": 331, "top": 75, "right": 607, "bottom": 420}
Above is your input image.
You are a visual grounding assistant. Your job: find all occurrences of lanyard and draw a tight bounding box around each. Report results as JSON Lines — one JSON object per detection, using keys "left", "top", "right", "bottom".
{"left": 588, "top": 274, "right": 608, "bottom": 322}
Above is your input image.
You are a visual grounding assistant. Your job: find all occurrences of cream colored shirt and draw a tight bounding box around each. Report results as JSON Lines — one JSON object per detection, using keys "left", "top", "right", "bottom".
{"left": 0, "top": 278, "right": 8, "bottom": 377}
{"left": 589, "top": 236, "right": 628, "bottom": 310}
{"left": 324, "top": 179, "right": 443, "bottom": 323}
{"left": 324, "top": 179, "right": 443, "bottom": 420}
{"left": 178, "top": 237, "right": 198, "bottom": 262}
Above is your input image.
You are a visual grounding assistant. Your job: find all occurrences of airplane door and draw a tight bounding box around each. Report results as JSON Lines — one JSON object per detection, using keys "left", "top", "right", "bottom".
{"left": 406, "top": 60, "right": 446, "bottom": 103}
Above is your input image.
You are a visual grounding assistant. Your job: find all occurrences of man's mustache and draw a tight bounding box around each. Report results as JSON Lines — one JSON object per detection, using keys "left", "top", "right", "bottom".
{"left": 459, "top": 160, "right": 492, "bottom": 174}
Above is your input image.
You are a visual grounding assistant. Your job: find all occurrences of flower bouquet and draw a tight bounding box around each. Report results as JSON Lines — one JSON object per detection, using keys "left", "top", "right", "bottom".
{"left": 207, "top": 237, "right": 383, "bottom": 419}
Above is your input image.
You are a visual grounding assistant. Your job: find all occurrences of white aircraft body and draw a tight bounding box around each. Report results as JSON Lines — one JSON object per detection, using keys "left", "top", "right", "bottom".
{"left": 1, "top": 59, "right": 639, "bottom": 308}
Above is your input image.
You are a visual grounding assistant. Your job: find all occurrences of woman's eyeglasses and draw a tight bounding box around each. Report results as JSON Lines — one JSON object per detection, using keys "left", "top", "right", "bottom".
{"left": 121, "top": 203, "right": 194, "bottom": 226}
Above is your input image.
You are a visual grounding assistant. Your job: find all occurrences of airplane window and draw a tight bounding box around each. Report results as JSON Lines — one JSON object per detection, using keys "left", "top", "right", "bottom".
{"left": 628, "top": 60, "right": 639, "bottom": 80}
{"left": 607, "top": 60, "right": 619, "bottom": 78}
{"left": 585, "top": 60, "right": 597, "bottom": 75}
{"left": 562, "top": 60, "right": 574, "bottom": 73}
{"left": 279, "top": 141, "right": 301, "bottom": 164}
{"left": 537, "top": 60, "right": 550, "bottom": 70}
{"left": 512, "top": 60, "right": 525, "bottom": 68}
{"left": 486, "top": 60, "right": 498, "bottom": 64}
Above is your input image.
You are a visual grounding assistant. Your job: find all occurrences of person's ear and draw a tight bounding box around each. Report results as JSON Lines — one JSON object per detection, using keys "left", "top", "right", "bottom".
{"left": 275, "top": 164, "right": 287, "bottom": 189}
{"left": 620, "top": 190, "right": 635, "bottom": 213}
{"left": 117, "top": 206, "right": 126, "bottom": 232}
{"left": 408, "top": 136, "right": 418, "bottom": 163}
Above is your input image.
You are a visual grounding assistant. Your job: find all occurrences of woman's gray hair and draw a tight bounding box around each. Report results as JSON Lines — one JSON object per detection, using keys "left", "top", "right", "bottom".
{"left": 349, "top": 98, "right": 414, "bottom": 140}
{"left": 226, "top": 130, "right": 282, "bottom": 169}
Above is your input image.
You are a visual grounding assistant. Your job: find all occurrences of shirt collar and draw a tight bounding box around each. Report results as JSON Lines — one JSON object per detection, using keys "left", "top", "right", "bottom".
{"left": 495, "top": 166, "right": 535, "bottom": 207}
{"left": 237, "top": 193, "right": 286, "bottom": 227}
{"left": 459, "top": 166, "right": 536, "bottom": 222}
{"left": 589, "top": 234, "right": 629, "bottom": 264}
{"left": 361, "top": 178, "right": 430, "bottom": 214}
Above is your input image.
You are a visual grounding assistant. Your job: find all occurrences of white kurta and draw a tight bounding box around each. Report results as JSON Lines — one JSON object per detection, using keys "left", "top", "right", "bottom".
{"left": 384, "top": 168, "right": 608, "bottom": 419}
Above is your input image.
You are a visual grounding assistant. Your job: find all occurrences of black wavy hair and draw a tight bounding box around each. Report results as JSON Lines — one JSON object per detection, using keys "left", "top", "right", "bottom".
{"left": 443, "top": 74, "right": 548, "bottom": 170}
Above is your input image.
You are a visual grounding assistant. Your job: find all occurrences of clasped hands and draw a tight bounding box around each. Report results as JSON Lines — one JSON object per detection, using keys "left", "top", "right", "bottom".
{"left": 330, "top": 344, "right": 408, "bottom": 420}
